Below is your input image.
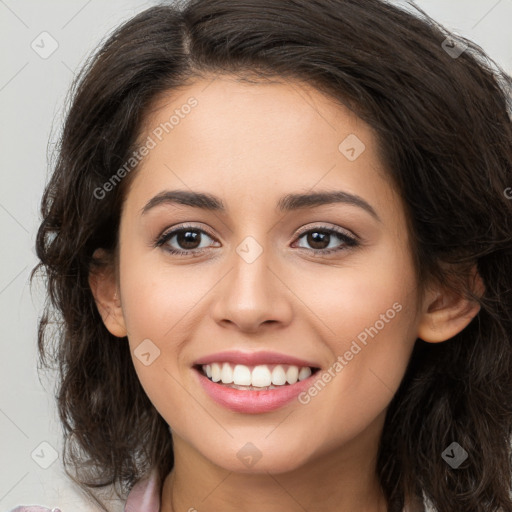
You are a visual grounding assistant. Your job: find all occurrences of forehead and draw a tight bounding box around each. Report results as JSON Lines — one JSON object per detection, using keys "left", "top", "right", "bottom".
{"left": 140, "top": 75, "right": 370, "bottom": 152}
{"left": 126, "top": 75, "right": 398, "bottom": 221}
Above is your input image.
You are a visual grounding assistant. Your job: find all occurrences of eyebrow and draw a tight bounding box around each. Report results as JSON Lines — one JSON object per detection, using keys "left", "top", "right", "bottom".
{"left": 141, "top": 189, "right": 380, "bottom": 221}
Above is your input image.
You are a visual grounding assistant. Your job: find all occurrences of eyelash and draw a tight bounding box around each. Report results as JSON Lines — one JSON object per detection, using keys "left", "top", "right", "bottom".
{"left": 154, "top": 223, "right": 359, "bottom": 257}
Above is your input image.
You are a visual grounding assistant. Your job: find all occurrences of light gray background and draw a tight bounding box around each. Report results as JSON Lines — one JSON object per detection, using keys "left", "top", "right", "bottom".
{"left": 1, "top": 1, "right": 511, "bottom": 510}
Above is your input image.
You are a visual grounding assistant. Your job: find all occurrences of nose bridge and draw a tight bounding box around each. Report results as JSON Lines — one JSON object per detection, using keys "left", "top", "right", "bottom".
{"left": 211, "top": 231, "right": 292, "bottom": 331}
{"left": 231, "top": 232, "right": 274, "bottom": 307}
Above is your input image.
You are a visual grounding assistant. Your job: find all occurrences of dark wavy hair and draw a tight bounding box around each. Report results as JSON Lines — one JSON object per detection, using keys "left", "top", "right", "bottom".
{"left": 31, "top": 0, "right": 512, "bottom": 510}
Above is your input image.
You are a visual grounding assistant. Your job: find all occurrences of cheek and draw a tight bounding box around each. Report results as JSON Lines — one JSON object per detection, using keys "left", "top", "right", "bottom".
{"left": 118, "top": 248, "right": 236, "bottom": 424}
{"left": 117, "top": 246, "right": 199, "bottom": 407}
{"left": 314, "top": 307, "right": 415, "bottom": 451}
{"left": 290, "top": 234, "right": 416, "bottom": 346}
{"left": 287, "top": 240, "right": 418, "bottom": 425}
{"left": 119, "top": 244, "right": 213, "bottom": 342}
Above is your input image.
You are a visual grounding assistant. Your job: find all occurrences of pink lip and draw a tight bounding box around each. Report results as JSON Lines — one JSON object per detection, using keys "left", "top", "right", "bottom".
{"left": 193, "top": 350, "right": 320, "bottom": 368}
{"left": 193, "top": 366, "right": 320, "bottom": 414}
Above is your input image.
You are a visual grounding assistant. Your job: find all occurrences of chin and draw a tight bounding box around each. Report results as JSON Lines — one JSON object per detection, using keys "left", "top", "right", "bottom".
{"left": 202, "top": 442, "right": 312, "bottom": 475}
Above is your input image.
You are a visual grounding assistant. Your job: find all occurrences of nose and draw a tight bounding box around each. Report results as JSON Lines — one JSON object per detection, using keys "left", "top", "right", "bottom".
{"left": 210, "top": 241, "right": 293, "bottom": 333}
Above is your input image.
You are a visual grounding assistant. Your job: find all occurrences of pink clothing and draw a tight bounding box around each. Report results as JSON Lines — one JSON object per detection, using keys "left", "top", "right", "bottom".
{"left": 7, "top": 467, "right": 161, "bottom": 512}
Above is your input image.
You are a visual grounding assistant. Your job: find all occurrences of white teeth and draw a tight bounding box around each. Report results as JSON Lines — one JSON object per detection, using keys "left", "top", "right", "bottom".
{"left": 200, "top": 362, "right": 315, "bottom": 387}
{"left": 251, "top": 365, "right": 272, "bottom": 387}
{"left": 271, "top": 365, "right": 287, "bottom": 386}
{"left": 211, "top": 363, "right": 221, "bottom": 382}
{"left": 298, "top": 367, "right": 312, "bottom": 381}
{"left": 221, "top": 362, "right": 233, "bottom": 384}
{"left": 233, "top": 364, "right": 252, "bottom": 386}
{"left": 286, "top": 365, "right": 299, "bottom": 385}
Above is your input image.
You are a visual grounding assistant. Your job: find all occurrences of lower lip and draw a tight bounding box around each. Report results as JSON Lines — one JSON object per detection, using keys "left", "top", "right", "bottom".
{"left": 193, "top": 367, "right": 320, "bottom": 414}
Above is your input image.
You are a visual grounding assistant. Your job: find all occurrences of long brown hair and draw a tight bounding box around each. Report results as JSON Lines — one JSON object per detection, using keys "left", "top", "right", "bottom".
{"left": 32, "top": 1, "right": 512, "bottom": 510}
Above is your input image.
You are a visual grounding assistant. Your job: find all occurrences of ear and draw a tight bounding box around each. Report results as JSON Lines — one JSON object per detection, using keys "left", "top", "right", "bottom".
{"left": 88, "top": 248, "right": 127, "bottom": 338}
{"left": 417, "top": 264, "right": 485, "bottom": 343}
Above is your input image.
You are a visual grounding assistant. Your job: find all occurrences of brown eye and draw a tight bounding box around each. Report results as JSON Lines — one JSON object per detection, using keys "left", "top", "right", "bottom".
{"left": 156, "top": 225, "right": 218, "bottom": 255}
{"left": 173, "top": 229, "right": 203, "bottom": 250}
{"left": 294, "top": 226, "right": 358, "bottom": 255}
{"left": 304, "top": 231, "right": 331, "bottom": 250}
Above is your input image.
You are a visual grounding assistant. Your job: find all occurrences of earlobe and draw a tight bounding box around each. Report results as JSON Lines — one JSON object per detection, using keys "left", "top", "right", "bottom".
{"left": 417, "top": 265, "right": 484, "bottom": 344}
{"left": 88, "top": 248, "right": 128, "bottom": 338}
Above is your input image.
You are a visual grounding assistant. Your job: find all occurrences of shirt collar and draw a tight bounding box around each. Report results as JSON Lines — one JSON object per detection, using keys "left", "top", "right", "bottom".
{"left": 124, "top": 467, "right": 161, "bottom": 512}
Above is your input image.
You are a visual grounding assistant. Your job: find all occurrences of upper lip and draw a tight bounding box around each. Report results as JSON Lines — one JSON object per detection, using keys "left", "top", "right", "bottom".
{"left": 193, "top": 350, "right": 321, "bottom": 369}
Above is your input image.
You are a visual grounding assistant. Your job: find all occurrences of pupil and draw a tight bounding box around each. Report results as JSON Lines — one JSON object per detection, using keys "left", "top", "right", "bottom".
{"left": 178, "top": 230, "right": 200, "bottom": 249}
{"left": 308, "top": 231, "right": 329, "bottom": 249}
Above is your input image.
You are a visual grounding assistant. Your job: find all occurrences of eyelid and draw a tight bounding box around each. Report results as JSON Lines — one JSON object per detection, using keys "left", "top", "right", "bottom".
{"left": 294, "top": 222, "right": 358, "bottom": 241}
{"left": 154, "top": 221, "right": 360, "bottom": 255}
{"left": 157, "top": 222, "right": 217, "bottom": 241}
{"left": 155, "top": 222, "right": 357, "bottom": 244}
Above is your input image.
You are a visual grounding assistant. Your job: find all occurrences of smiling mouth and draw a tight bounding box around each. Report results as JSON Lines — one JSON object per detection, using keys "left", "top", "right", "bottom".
{"left": 193, "top": 363, "right": 321, "bottom": 391}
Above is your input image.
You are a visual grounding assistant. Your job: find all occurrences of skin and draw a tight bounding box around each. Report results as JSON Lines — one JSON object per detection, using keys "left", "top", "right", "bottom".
{"left": 90, "top": 75, "right": 482, "bottom": 511}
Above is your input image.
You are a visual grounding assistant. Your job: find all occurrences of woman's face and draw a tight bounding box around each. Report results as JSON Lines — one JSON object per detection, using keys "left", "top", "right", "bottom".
{"left": 114, "top": 75, "right": 424, "bottom": 473}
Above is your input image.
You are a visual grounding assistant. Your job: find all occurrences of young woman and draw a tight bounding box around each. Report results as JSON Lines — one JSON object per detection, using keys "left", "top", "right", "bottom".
{"left": 13, "top": 0, "right": 512, "bottom": 511}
